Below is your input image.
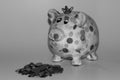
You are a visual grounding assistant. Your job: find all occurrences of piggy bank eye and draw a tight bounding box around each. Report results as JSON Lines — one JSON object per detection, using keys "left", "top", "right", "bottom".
{"left": 64, "top": 16, "right": 69, "bottom": 24}
{"left": 56, "top": 18, "right": 62, "bottom": 23}
{"left": 64, "top": 20, "right": 68, "bottom": 24}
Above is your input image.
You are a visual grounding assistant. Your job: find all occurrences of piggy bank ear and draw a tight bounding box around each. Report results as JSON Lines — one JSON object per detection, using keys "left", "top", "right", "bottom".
{"left": 48, "top": 9, "right": 60, "bottom": 25}
{"left": 76, "top": 12, "right": 86, "bottom": 26}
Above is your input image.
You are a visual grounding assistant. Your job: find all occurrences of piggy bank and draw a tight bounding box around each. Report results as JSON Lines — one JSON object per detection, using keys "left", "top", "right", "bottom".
{"left": 47, "top": 6, "right": 99, "bottom": 66}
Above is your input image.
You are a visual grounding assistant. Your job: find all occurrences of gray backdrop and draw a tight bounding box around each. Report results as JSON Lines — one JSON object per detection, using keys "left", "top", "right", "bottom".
{"left": 0, "top": 0, "right": 120, "bottom": 80}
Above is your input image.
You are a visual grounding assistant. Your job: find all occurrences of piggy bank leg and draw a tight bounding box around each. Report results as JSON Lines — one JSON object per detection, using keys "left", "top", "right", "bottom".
{"left": 71, "top": 55, "right": 82, "bottom": 66}
{"left": 52, "top": 55, "right": 63, "bottom": 62}
{"left": 86, "top": 52, "right": 98, "bottom": 61}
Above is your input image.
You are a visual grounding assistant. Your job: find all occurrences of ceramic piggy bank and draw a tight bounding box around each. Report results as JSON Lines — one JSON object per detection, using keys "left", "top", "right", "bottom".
{"left": 47, "top": 6, "right": 99, "bottom": 66}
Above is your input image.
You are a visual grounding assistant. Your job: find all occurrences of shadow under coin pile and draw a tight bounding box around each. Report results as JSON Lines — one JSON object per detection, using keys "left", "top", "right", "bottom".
{"left": 15, "top": 62, "right": 64, "bottom": 78}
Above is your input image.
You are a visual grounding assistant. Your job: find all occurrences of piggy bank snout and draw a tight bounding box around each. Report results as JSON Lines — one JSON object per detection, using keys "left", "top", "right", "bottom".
{"left": 49, "top": 29, "right": 65, "bottom": 41}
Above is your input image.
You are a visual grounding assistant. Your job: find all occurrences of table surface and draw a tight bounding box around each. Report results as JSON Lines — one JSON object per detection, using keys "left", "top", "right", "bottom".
{"left": 0, "top": 45, "right": 120, "bottom": 80}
